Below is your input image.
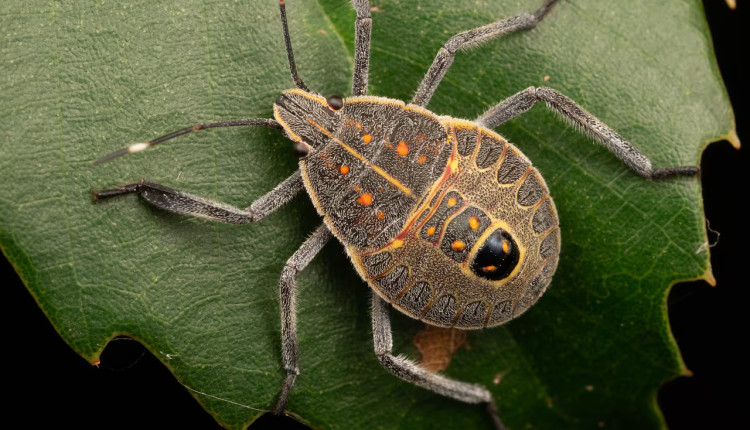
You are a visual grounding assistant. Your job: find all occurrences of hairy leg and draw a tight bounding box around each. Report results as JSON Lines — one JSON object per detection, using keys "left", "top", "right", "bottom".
{"left": 94, "top": 171, "right": 304, "bottom": 224}
{"left": 275, "top": 224, "right": 333, "bottom": 413}
{"left": 476, "top": 87, "right": 699, "bottom": 179}
{"left": 411, "top": 0, "right": 559, "bottom": 107}
{"left": 371, "top": 294, "right": 505, "bottom": 430}
{"left": 351, "top": 0, "right": 372, "bottom": 96}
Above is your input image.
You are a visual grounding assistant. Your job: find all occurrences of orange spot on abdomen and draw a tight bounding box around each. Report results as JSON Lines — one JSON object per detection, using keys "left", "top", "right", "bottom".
{"left": 357, "top": 193, "right": 373, "bottom": 206}
{"left": 396, "top": 141, "right": 409, "bottom": 156}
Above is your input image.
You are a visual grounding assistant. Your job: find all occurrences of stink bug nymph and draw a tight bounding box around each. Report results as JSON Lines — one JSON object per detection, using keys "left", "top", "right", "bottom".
{"left": 92, "top": 1, "right": 699, "bottom": 428}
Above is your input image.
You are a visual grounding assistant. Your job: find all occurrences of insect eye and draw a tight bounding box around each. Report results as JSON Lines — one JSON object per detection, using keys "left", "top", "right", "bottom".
{"left": 470, "top": 228, "right": 520, "bottom": 281}
{"left": 326, "top": 95, "right": 344, "bottom": 111}
{"left": 293, "top": 141, "right": 310, "bottom": 158}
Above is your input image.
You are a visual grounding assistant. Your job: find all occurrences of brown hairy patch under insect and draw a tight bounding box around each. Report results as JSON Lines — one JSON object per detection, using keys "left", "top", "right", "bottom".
{"left": 414, "top": 325, "right": 467, "bottom": 372}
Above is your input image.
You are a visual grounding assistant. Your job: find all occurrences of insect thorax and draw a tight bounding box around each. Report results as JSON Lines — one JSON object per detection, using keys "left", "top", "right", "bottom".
{"left": 275, "top": 90, "right": 560, "bottom": 329}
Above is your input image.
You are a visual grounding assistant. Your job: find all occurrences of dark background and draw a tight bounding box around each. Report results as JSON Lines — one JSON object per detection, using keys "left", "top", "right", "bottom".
{"left": 2, "top": 2, "right": 745, "bottom": 429}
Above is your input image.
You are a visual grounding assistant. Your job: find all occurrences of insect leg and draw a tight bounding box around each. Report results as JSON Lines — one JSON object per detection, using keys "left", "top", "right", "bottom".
{"left": 475, "top": 87, "right": 700, "bottom": 179}
{"left": 276, "top": 224, "right": 333, "bottom": 414}
{"left": 351, "top": 0, "right": 372, "bottom": 96}
{"left": 371, "top": 294, "right": 505, "bottom": 430}
{"left": 93, "top": 170, "right": 304, "bottom": 224}
{"left": 410, "top": 0, "right": 559, "bottom": 107}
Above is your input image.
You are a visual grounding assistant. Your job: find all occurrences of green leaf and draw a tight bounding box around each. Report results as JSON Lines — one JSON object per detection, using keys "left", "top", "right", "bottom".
{"left": 0, "top": 0, "right": 734, "bottom": 429}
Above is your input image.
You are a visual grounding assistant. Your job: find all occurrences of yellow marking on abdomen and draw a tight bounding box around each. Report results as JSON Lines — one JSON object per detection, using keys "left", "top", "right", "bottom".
{"left": 306, "top": 118, "right": 413, "bottom": 196}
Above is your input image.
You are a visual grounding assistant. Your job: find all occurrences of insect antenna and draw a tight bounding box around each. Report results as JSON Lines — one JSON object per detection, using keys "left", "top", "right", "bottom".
{"left": 279, "top": 0, "right": 309, "bottom": 91}
{"left": 534, "top": 0, "right": 560, "bottom": 20}
{"left": 92, "top": 118, "right": 282, "bottom": 165}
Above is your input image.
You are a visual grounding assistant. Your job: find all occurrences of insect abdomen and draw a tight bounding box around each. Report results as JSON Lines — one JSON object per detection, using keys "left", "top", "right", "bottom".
{"left": 350, "top": 121, "right": 561, "bottom": 329}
